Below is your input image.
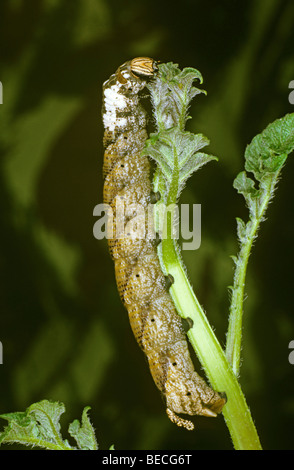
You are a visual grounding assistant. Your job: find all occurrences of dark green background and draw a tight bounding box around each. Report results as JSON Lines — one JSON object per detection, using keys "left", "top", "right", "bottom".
{"left": 0, "top": 0, "right": 294, "bottom": 450}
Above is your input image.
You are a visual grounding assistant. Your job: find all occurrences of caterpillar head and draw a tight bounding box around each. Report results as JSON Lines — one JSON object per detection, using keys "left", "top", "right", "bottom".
{"left": 130, "top": 57, "right": 158, "bottom": 78}
{"left": 116, "top": 57, "right": 157, "bottom": 90}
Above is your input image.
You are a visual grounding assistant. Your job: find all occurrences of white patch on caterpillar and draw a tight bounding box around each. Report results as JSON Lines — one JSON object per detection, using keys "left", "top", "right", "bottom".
{"left": 103, "top": 114, "right": 127, "bottom": 132}
{"left": 104, "top": 85, "right": 127, "bottom": 110}
{"left": 103, "top": 84, "right": 129, "bottom": 132}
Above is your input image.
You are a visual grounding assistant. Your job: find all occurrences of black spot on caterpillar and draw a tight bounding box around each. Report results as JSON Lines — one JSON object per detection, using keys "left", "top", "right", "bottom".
{"left": 150, "top": 191, "right": 161, "bottom": 203}
{"left": 164, "top": 274, "right": 175, "bottom": 291}
{"left": 102, "top": 57, "right": 226, "bottom": 430}
{"left": 182, "top": 317, "right": 194, "bottom": 333}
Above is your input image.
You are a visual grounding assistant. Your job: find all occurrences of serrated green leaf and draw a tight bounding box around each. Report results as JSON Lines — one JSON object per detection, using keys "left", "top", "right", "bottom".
{"left": 236, "top": 217, "right": 247, "bottom": 242}
{"left": 148, "top": 62, "right": 206, "bottom": 131}
{"left": 68, "top": 407, "right": 98, "bottom": 450}
{"left": 0, "top": 400, "right": 102, "bottom": 450}
{"left": 143, "top": 61, "right": 218, "bottom": 208}
{"left": 244, "top": 113, "right": 294, "bottom": 181}
{"left": 0, "top": 411, "right": 40, "bottom": 447}
{"left": 143, "top": 128, "right": 216, "bottom": 200}
{"left": 233, "top": 171, "right": 263, "bottom": 219}
{"left": 261, "top": 113, "right": 294, "bottom": 155}
{"left": 233, "top": 172, "right": 259, "bottom": 199}
{"left": 180, "top": 151, "right": 217, "bottom": 191}
{"left": 261, "top": 152, "right": 288, "bottom": 173}
{"left": 234, "top": 114, "right": 294, "bottom": 223}
{"left": 0, "top": 400, "right": 70, "bottom": 449}
{"left": 28, "top": 400, "right": 66, "bottom": 444}
{"left": 143, "top": 134, "right": 172, "bottom": 182}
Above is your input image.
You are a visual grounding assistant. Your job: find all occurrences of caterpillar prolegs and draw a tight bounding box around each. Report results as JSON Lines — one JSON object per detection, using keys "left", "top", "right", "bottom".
{"left": 102, "top": 58, "right": 226, "bottom": 430}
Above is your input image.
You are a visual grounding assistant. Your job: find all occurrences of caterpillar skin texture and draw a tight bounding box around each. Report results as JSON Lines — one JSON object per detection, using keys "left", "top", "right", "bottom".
{"left": 102, "top": 57, "right": 226, "bottom": 430}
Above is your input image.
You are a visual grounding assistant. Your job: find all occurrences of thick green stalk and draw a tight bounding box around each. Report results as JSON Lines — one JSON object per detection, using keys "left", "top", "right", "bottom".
{"left": 161, "top": 222, "right": 261, "bottom": 449}
{"left": 156, "top": 173, "right": 262, "bottom": 450}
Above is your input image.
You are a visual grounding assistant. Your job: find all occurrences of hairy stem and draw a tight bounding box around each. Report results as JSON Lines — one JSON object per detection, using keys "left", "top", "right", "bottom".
{"left": 226, "top": 173, "right": 279, "bottom": 375}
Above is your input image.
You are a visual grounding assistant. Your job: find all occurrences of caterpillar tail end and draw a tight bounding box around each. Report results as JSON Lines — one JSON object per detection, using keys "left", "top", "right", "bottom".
{"left": 166, "top": 408, "right": 194, "bottom": 431}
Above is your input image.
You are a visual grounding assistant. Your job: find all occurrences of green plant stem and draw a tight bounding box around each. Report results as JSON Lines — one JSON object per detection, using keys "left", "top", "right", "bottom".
{"left": 161, "top": 233, "right": 261, "bottom": 449}
{"left": 156, "top": 172, "right": 262, "bottom": 450}
{"left": 226, "top": 174, "right": 278, "bottom": 376}
{"left": 225, "top": 222, "right": 257, "bottom": 375}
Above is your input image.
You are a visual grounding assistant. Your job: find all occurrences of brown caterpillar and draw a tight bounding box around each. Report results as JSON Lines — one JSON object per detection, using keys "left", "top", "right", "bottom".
{"left": 102, "top": 57, "right": 226, "bottom": 430}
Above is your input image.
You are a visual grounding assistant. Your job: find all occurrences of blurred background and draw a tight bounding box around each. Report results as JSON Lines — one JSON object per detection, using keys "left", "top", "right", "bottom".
{"left": 0, "top": 0, "right": 294, "bottom": 450}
